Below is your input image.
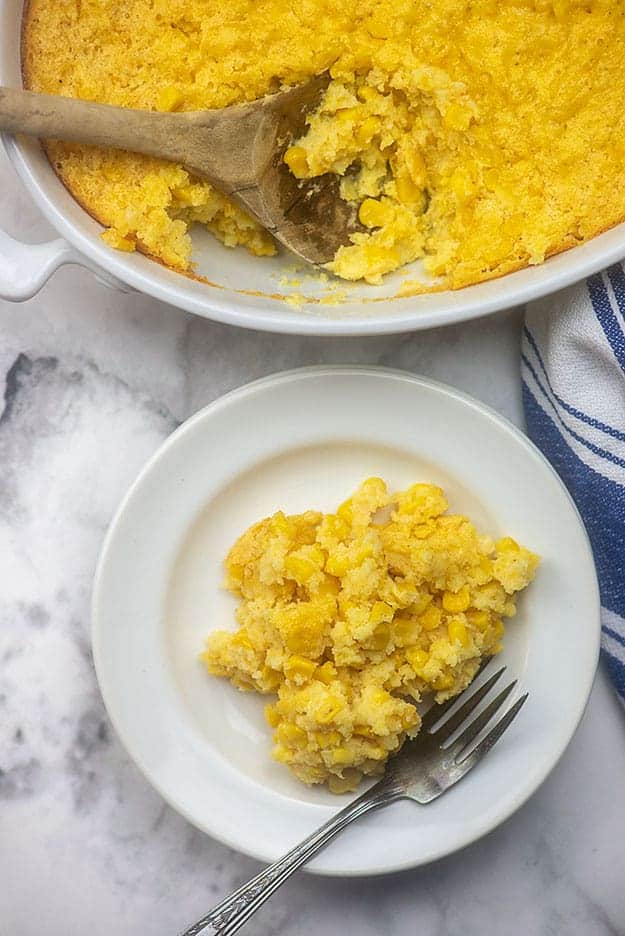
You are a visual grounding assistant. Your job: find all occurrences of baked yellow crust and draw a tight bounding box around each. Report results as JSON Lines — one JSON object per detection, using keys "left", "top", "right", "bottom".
{"left": 23, "top": 0, "right": 625, "bottom": 288}
{"left": 202, "top": 479, "right": 539, "bottom": 792}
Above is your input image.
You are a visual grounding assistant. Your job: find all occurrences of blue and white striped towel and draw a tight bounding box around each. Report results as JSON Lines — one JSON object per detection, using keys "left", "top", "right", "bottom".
{"left": 522, "top": 265, "right": 625, "bottom": 706}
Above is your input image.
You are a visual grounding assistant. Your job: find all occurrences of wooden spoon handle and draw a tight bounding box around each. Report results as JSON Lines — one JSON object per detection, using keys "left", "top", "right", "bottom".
{"left": 0, "top": 86, "right": 276, "bottom": 192}
{"left": 0, "top": 85, "right": 194, "bottom": 164}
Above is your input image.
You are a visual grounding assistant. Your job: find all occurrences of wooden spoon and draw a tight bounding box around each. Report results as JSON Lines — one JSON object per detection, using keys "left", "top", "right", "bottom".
{"left": 0, "top": 77, "right": 359, "bottom": 265}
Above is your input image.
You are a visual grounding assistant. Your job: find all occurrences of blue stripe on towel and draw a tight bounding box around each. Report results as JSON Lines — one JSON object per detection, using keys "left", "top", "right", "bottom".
{"left": 603, "top": 645, "right": 625, "bottom": 701}
{"left": 606, "top": 264, "right": 625, "bottom": 328}
{"left": 523, "top": 382, "right": 625, "bottom": 622}
{"left": 521, "top": 352, "right": 625, "bottom": 470}
{"left": 523, "top": 326, "right": 625, "bottom": 443}
{"left": 604, "top": 624, "right": 625, "bottom": 649}
{"left": 587, "top": 274, "right": 625, "bottom": 374}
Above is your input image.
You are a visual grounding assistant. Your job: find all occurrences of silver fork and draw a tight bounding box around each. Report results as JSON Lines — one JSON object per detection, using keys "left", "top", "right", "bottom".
{"left": 180, "top": 665, "right": 527, "bottom": 936}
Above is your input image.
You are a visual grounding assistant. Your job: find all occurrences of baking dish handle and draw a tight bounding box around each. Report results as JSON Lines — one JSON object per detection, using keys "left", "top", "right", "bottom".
{"left": 0, "top": 226, "right": 80, "bottom": 300}
{"left": 0, "top": 226, "right": 133, "bottom": 300}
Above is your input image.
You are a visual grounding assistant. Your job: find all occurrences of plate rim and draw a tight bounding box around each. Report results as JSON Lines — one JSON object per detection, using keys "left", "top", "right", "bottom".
{"left": 91, "top": 365, "right": 601, "bottom": 876}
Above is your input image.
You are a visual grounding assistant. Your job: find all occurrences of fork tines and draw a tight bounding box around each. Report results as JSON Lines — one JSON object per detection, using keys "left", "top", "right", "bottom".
{"left": 422, "top": 664, "right": 528, "bottom": 787}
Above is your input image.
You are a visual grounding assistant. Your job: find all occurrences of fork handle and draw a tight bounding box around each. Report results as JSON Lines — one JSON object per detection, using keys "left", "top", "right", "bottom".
{"left": 180, "top": 777, "right": 403, "bottom": 936}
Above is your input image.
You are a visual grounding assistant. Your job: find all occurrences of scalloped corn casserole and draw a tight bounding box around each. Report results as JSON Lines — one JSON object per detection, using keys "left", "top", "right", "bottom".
{"left": 203, "top": 479, "right": 539, "bottom": 792}
{"left": 22, "top": 0, "right": 625, "bottom": 288}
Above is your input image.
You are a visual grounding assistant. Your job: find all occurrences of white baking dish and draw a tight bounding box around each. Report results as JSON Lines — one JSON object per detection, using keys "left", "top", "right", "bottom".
{"left": 2, "top": 0, "right": 625, "bottom": 335}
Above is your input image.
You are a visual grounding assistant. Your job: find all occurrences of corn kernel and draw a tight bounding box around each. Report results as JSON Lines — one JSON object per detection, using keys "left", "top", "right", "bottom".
{"left": 274, "top": 603, "right": 330, "bottom": 656}
{"left": 406, "top": 647, "right": 429, "bottom": 671}
{"left": 442, "top": 586, "right": 471, "bottom": 613}
{"left": 357, "top": 85, "right": 379, "bottom": 103}
{"left": 496, "top": 537, "right": 520, "bottom": 552}
{"left": 395, "top": 174, "right": 421, "bottom": 204}
{"left": 315, "top": 695, "right": 344, "bottom": 724}
{"left": 370, "top": 688, "right": 392, "bottom": 706}
{"left": 324, "top": 515, "right": 349, "bottom": 539}
{"left": 310, "top": 544, "right": 326, "bottom": 565}
{"left": 368, "top": 623, "right": 390, "bottom": 650}
{"left": 401, "top": 708, "right": 419, "bottom": 730}
{"left": 277, "top": 722, "right": 308, "bottom": 746}
{"left": 405, "top": 149, "right": 426, "bottom": 187}
{"left": 467, "top": 610, "right": 490, "bottom": 630}
{"left": 434, "top": 673, "right": 455, "bottom": 691}
{"left": 315, "top": 661, "right": 337, "bottom": 684}
{"left": 317, "top": 575, "right": 340, "bottom": 597}
{"left": 356, "top": 116, "right": 379, "bottom": 146}
{"left": 271, "top": 511, "right": 292, "bottom": 535}
{"left": 353, "top": 724, "right": 376, "bottom": 739}
{"left": 339, "top": 596, "right": 356, "bottom": 616}
{"left": 173, "top": 185, "right": 198, "bottom": 206}
{"left": 232, "top": 632, "right": 254, "bottom": 651}
{"left": 284, "top": 145, "right": 309, "bottom": 179}
{"left": 336, "top": 106, "right": 359, "bottom": 123}
{"left": 329, "top": 746, "right": 353, "bottom": 765}
{"left": 419, "top": 604, "right": 442, "bottom": 631}
{"left": 261, "top": 665, "right": 282, "bottom": 691}
{"left": 367, "top": 745, "right": 388, "bottom": 760}
{"left": 336, "top": 498, "right": 353, "bottom": 522}
{"left": 355, "top": 542, "right": 374, "bottom": 563}
{"left": 265, "top": 704, "right": 280, "bottom": 728}
{"left": 447, "top": 618, "right": 470, "bottom": 646}
{"left": 392, "top": 615, "right": 417, "bottom": 644}
{"left": 326, "top": 552, "right": 350, "bottom": 577}
{"left": 315, "top": 730, "right": 342, "bottom": 747}
{"left": 156, "top": 85, "right": 182, "bottom": 112}
{"left": 101, "top": 229, "right": 136, "bottom": 252}
{"left": 359, "top": 198, "right": 391, "bottom": 228}
{"left": 284, "top": 655, "right": 317, "bottom": 681}
{"left": 369, "top": 601, "right": 394, "bottom": 625}
{"left": 285, "top": 554, "right": 318, "bottom": 583}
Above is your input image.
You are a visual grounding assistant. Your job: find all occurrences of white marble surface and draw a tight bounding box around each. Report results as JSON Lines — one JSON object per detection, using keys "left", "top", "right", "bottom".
{"left": 1, "top": 143, "right": 625, "bottom": 936}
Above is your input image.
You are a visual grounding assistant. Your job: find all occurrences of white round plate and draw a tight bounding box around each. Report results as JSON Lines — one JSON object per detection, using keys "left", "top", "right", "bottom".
{"left": 92, "top": 367, "right": 600, "bottom": 876}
